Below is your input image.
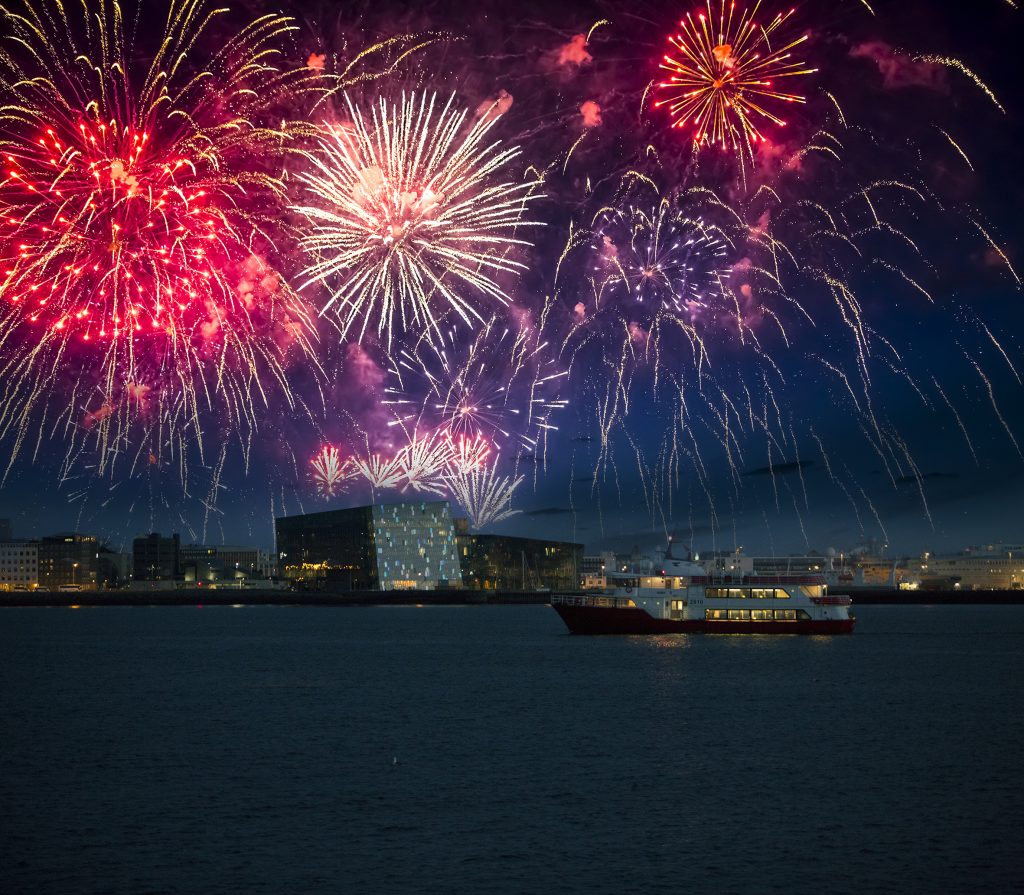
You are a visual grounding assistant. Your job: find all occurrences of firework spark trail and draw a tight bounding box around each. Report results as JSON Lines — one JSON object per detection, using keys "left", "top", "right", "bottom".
{"left": 914, "top": 56, "right": 1005, "bottom": 113}
{"left": 931, "top": 377, "right": 978, "bottom": 465}
{"left": 654, "top": 0, "right": 817, "bottom": 157}
{"left": 0, "top": 0, "right": 323, "bottom": 485}
{"left": 969, "top": 218, "right": 1020, "bottom": 285}
{"left": 856, "top": 481, "right": 891, "bottom": 543}
{"left": 293, "top": 91, "right": 544, "bottom": 348}
{"left": 443, "top": 458, "right": 523, "bottom": 529}
{"left": 976, "top": 319, "right": 1022, "bottom": 385}
{"left": 935, "top": 128, "right": 974, "bottom": 171}
{"left": 838, "top": 477, "right": 866, "bottom": 539}
{"left": 967, "top": 353, "right": 1024, "bottom": 460}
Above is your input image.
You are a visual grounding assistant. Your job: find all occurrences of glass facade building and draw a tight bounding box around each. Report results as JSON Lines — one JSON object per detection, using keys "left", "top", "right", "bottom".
{"left": 275, "top": 501, "right": 463, "bottom": 591}
{"left": 457, "top": 534, "right": 583, "bottom": 591}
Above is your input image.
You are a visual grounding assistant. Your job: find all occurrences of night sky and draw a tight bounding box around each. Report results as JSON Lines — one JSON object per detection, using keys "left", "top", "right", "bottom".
{"left": 1, "top": 0, "right": 1021, "bottom": 556}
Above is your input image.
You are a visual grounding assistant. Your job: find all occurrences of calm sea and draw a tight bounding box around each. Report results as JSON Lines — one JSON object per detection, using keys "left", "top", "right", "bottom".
{"left": 1, "top": 605, "right": 1022, "bottom": 894}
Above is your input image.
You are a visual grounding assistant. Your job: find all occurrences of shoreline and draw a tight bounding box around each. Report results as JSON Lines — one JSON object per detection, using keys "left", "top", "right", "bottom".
{"left": 2, "top": 587, "right": 1024, "bottom": 607}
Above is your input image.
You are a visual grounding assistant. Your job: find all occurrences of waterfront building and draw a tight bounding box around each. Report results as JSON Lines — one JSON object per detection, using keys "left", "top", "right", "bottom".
{"left": 580, "top": 551, "right": 618, "bottom": 589}
{"left": 180, "top": 544, "right": 274, "bottom": 583}
{"left": 275, "top": 501, "right": 463, "bottom": 590}
{"left": 38, "top": 533, "right": 98, "bottom": 590}
{"left": 97, "top": 548, "right": 132, "bottom": 589}
{"left": 133, "top": 533, "right": 181, "bottom": 581}
{"left": 458, "top": 534, "right": 583, "bottom": 591}
{"left": 0, "top": 538, "right": 38, "bottom": 592}
{"left": 912, "top": 545, "right": 1024, "bottom": 590}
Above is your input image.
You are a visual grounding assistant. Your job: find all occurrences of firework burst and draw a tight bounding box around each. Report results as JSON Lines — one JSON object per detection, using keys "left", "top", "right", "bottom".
{"left": 654, "top": 0, "right": 816, "bottom": 156}
{"left": 311, "top": 445, "right": 350, "bottom": 496}
{"left": 447, "top": 432, "right": 492, "bottom": 474}
{"left": 349, "top": 448, "right": 407, "bottom": 490}
{"left": 443, "top": 457, "right": 523, "bottom": 529}
{"left": 592, "top": 199, "right": 731, "bottom": 317}
{"left": 564, "top": 186, "right": 738, "bottom": 403}
{"left": 395, "top": 427, "right": 453, "bottom": 494}
{"left": 0, "top": 0, "right": 320, "bottom": 481}
{"left": 385, "top": 313, "right": 568, "bottom": 453}
{"left": 293, "top": 91, "right": 543, "bottom": 347}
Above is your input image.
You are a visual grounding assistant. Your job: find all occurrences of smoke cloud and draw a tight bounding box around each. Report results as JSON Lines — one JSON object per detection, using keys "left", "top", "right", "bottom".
{"left": 580, "top": 100, "right": 602, "bottom": 128}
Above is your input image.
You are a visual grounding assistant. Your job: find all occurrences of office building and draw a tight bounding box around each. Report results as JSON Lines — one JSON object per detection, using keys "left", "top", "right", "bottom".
{"left": 38, "top": 534, "right": 98, "bottom": 590}
{"left": 0, "top": 538, "right": 38, "bottom": 591}
{"left": 276, "top": 501, "right": 463, "bottom": 590}
{"left": 458, "top": 534, "right": 583, "bottom": 591}
{"left": 133, "top": 533, "right": 181, "bottom": 581}
{"left": 97, "top": 548, "right": 132, "bottom": 589}
{"left": 180, "top": 544, "right": 273, "bottom": 583}
{"left": 581, "top": 551, "right": 618, "bottom": 589}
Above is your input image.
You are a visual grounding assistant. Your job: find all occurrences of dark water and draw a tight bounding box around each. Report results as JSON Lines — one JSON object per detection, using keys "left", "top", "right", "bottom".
{"left": 2, "top": 605, "right": 1022, "bottom": 894}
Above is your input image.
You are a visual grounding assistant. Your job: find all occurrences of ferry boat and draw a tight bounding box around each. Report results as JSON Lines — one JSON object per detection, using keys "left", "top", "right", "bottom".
{"left": 551, "top": 550, "right": 855, "bottom": 635}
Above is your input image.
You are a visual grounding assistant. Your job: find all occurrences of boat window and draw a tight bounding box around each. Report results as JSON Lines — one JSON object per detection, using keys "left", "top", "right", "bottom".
{"left": 705, "top": 587, "right": 726, "bottom": 599}
{"left": 670, "top": 600, "right": 686, "bottom": 611}
{"left": 727, "top": 609, "right": 742, "bottom": 620}
{"left": 705, "top": 608, "right": 728, "bottom": 621}
{"left": 728, "top": 588, "right": 747, "bottom": 599}
{"left": 751, "top": 588, "right": 774, "bottom": 600}
{"left": 739, "top": 609, "right": 751, "bottom": 620}
{"left": 751, "top": 609, "right": 769, "bottom": 620}
{"left": 796, "top": 609, "right": 812, "bottom": 620}
{"left": 775, "top": 609, "right": 797, "bottom": 620}
{"left": 774, "top": 589, "right": 790, "bottom": 599}
{"left": 800, "top": 585, "right": 823, "bottom": 598}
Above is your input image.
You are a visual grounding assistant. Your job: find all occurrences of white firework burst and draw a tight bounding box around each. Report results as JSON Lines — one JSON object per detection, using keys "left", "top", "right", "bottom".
{"left": 294, "top": 92, "right": 543, "bottom": 346}
{"left": 443, "top": 458, "right": 523, "bottom": 529}
{"left": 311, "top": 445, "right": 350, "bottom": 496}
{"left": 395, "top": 428, "right": 453, "bottom": 494}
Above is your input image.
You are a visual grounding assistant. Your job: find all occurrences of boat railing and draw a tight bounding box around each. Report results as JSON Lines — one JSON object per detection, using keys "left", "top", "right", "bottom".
{"left": 551, "top": 594, "right": 635, "bottom": 609}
